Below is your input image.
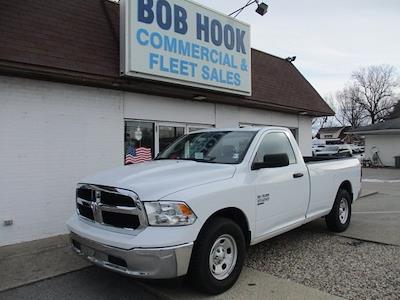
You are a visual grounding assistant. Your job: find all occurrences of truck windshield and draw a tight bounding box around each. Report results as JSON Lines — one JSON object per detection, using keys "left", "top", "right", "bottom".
{"left": 156, "top": 131, "right": 257, "bottom": 164}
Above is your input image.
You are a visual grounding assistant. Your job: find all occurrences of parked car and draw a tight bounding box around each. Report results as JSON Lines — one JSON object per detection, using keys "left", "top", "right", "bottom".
{"left": 314, "top": 144, "right": 352, "bottom": 157}
{"left": 312, "top": 144, "right": 326, "bottom": 156}
{"left": 350, "top": 144, "right": 363, "bottom": 154}
{"left": 67, "top": 127, "right": 361, "bottom": 294}
{"left": 339, "top": 144, "right": 353, "bottom": 156}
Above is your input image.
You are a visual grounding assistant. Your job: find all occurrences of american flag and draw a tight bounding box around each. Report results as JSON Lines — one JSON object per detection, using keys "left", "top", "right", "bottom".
{"left": 125, "top": 145, "right": 152, "bottom": 164}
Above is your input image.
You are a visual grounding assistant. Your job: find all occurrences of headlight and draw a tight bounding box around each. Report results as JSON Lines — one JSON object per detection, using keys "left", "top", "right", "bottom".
{"left": 144, "top": 201, "right": 197, "bottom": 226}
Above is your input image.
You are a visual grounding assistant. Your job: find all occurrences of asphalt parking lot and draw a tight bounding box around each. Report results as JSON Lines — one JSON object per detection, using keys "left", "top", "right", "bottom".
{"left": 1, "top": 168, "right": 399, "bottom": 300}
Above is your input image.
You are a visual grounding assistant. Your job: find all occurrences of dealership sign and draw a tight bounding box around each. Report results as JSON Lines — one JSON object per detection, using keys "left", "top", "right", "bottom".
{"left": 120, "top": 0, "right": 252, "bottom": 95}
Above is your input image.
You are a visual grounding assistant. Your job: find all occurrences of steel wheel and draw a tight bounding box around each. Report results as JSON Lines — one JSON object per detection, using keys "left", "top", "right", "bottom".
{"left": 338, "top": 198, "right": 349, "bottom": 224}
{"left": 326, "top": 189, "right": 352, "bottom": 233}
{"left": 208, "top": 234, "right": 237, "bottom": 280}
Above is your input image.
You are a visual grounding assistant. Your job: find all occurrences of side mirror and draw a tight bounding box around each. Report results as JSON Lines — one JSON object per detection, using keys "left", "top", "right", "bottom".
{"left": 252, "top": 153, "right": 290, "bottom": 170}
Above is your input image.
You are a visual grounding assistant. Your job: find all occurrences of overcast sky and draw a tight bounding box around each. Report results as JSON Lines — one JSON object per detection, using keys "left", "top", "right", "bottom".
{"left": 196, "top": 0, "right": 400, "bottom": 98}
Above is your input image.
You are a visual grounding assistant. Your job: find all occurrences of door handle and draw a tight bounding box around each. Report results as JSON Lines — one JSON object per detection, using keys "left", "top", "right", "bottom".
{"left": 293, "top": 172, "right": 304, "bottom": 178}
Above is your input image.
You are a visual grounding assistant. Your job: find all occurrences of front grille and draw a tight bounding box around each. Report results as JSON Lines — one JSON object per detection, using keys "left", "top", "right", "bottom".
{"left": 76, "top": 184, "right": 146, "bottom": 232}
{"left": 76, "top": 187, "right": 93, "bottom": 202}
{"left": 102, "top": 211, "right": 140, "bottom": 229}
{"left": 77, "top": 203, "right": 94, "bottom": 220}
{"left": 100, "top": 191, "right": 135, "bottom": 207}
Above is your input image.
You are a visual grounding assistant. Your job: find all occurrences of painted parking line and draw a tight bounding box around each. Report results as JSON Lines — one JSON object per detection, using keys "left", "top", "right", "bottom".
{"left": 353, "top": 211, "right": 400, "bottom": 214}
{"left": 362, "top": 179, "right": 400, "bottom": 183}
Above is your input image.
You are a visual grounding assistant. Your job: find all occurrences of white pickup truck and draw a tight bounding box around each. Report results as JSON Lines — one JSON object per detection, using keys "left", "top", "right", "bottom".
{"left": 67, "top": 127, "right": 361, "bottom": 294}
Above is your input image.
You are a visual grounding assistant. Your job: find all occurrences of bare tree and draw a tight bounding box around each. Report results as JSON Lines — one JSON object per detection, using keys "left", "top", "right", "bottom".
{"left": 312, "top": 94, "right": 337, "bottom": 136}
{"left": 351, "top": 65, "right": 398, "bottom": 124}
{"left": 335, "top": 85, "right": 367, "bottom": 128}
{"left": 387, "top": 99, "right": 400, "bottom": 119}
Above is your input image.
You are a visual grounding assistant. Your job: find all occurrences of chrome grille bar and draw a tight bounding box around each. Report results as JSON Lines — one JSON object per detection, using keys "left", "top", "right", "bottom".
{"left": 76, "top": 184, "right": 147, "bottom": 234}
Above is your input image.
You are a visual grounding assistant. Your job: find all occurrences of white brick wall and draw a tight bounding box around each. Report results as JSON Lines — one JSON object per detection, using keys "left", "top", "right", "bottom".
{"left": 0, "top": 75, "right": 313, "bottom": 246}
{"left": 365, "top": 135, "right": 400, "bottom": 167}
{"left": 0, "top": 76, "right": 124, "bottom": 246}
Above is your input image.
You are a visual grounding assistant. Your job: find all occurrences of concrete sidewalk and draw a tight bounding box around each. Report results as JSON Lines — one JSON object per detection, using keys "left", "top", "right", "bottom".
{"left": 0, "top": 235, "right": 90, "bottom": 292}
{"left": 362, "top": 167, "right": 400, "bottom": 180}
{"left": 338, "top": 180, "right": 400, "bottom": 246}
{"left": 153, "top": 267, "right": 343, "bottom": 300}
{"left": 0, "top": 235, "right": 343, "bottom": 299}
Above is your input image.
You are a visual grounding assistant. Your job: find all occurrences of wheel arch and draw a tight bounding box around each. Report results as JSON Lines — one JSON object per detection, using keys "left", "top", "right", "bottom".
{"left": 338, "top": 180, "right": 353, "bottom": 203}
{"left": 198, "top": 207, "right": 251, "bottom": 247}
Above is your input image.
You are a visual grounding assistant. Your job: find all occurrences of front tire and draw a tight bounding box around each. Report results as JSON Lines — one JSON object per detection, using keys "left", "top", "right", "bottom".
{"left": 325, "top": 189, "right": 352, "bottom": 232}
{"left": 188, "top": 217, "right": 246, "bottom": 294}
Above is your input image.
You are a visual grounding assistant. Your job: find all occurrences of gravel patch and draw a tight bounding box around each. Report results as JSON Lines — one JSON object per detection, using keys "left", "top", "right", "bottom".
{"left": 246, "top": 225, "right": 400, "bottom": 300}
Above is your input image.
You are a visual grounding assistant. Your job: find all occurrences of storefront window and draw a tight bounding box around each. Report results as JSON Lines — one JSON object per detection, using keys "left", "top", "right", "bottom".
{"left": 188, "top": 127, "right": 206, "bottom": 132}
{"left": 159, "top": 125, "right": 185, "bottom": 153}
{"left": 125, "top": 121, "right": 154, "bottom": 165}
{"left": 290, "top": 128, "right": 299, "bottom": 141}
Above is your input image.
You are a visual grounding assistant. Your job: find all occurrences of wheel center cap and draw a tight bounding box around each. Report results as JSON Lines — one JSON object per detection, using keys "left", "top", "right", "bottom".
{"left": 214, "top": 247, "right": 225, "bottom": 264}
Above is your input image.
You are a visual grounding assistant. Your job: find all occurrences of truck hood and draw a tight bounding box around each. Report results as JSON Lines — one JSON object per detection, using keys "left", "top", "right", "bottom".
{"left": 80, "top": 160, "right": 236, "bottom": 200}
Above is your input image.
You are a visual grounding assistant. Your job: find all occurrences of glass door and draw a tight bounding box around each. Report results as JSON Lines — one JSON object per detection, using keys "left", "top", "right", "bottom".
{"left": 158, "top": 123, "right": 185, "bottom": 154}
{"left": 187, "top": 124, "right": 213, "bottom": 133}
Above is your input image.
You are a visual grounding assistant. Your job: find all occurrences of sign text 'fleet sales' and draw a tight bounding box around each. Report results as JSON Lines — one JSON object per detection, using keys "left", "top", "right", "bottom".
{"left": 121, "top": 0, "right": 252, "bottom": 95}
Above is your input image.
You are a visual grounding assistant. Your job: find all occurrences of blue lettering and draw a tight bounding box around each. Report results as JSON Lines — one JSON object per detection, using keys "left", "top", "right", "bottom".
{"left": 156, "top": 0, "right": 172, "bottom": 30}
{"left": 234, "top": 73, "right": 241, "bottom": 85}
{"left": 159, "top": 55, "right": 169, "bottom": 72}
{"left": 174, "top": 5, "right": 187, "bottom": 34}
{"left": 200, "top": 46, "right": 209, "bottom": 62}
{"left": 236, "top": 28, "right": 246, "bottom": 54}
{"left": 136, "top": 28, "right": 149, "bottom": 46}
{"left": 180, "top": 60, "right": 189, "bottom": 76}
{"left": 219, "top": 69, "right": 227, "bottom": 84}
{"left": 150, "top": 32, "right": 163, "bottom": 49}
{"left": 188, "top": 62, "right": 197, "bottom": 77}
{"left": 178, "top": 40, "right": 190, "bottom": 56}
{"left": 223, "top": 54, "right": 231, "bottom": 67}
{"left": 201, "top": 65, "right": 210, "bottom": 80}
{"left": 210, "top": 20, "right": 222, "bottom": 46}
{"left": 226, "top": 71, "right": 234, "bottom": 85}
{"left": 210, "top": 49, "right": 218, "bottom": 64}
{"left": 164, "top": 35, "right": 177, "bottom": 52}
{"left": 149, "top": 53, "right": 159, "bottom": 69}
{"left": 192, "top": 44, "right": 200, "bottom": 59}
{"left": 170, "top": 57, "right": 179, "bottom": 74}
{"left": 196, "top": 14, "right": 209, "bottom": 42}
{"left": 231, "top": 56, "right": 238, "bottom": 69}
{"left": 138, "top": 0, "right": 154, "bottom": 24}
{"left": 224, "top": 25, "right": 235, "bottom": 50}
{"left": 210, "top": 68, "right": 219, "bottom": 82}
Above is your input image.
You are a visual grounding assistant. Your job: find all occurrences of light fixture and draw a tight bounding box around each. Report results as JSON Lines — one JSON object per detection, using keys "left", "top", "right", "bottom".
{"left": 229, "top": 1, "right": 269, "bottom": 18}
{"left": 255, "top": 2, "right": 268, "bottom": 16}
{"left": 299, "top": 112, "right": 308, "bottom": 115}
{"left": 193, "top": 95, "right": 207, "bottom": 101}
{"left": 285, "top": 56, "right": 296, "bottom": 62}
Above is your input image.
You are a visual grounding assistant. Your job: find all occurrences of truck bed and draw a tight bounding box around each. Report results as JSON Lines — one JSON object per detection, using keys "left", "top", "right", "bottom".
{"left": 304, "top": 156, "right": 361, "bottom": 219}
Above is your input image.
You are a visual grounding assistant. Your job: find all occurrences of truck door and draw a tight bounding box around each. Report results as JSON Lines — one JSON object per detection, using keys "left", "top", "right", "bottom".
{"left": 250, "top": 131, "right": 309, "bottom": 238}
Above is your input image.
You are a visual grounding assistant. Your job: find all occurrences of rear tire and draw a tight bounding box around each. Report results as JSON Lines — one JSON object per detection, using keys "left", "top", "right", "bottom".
{"left": 325, "top": 188, "right": 352, "bottom": 232}
{"left": 188, "top": 217, "right": 246, "bottom": 294}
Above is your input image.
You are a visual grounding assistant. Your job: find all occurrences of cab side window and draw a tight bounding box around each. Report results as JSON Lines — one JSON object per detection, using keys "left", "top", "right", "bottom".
{"left": 254, "top": 132, "right": 296, "bottom": 164}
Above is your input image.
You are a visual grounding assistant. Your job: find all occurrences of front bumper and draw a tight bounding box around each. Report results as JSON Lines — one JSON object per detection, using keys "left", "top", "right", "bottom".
{"left": 70, "top": 232, "right": 193, "bottom": 279}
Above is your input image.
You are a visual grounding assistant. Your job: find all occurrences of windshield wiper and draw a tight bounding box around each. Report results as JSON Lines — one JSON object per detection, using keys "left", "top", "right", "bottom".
{"left": 156, "top": 157, "right": 217, "bottom": 163}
